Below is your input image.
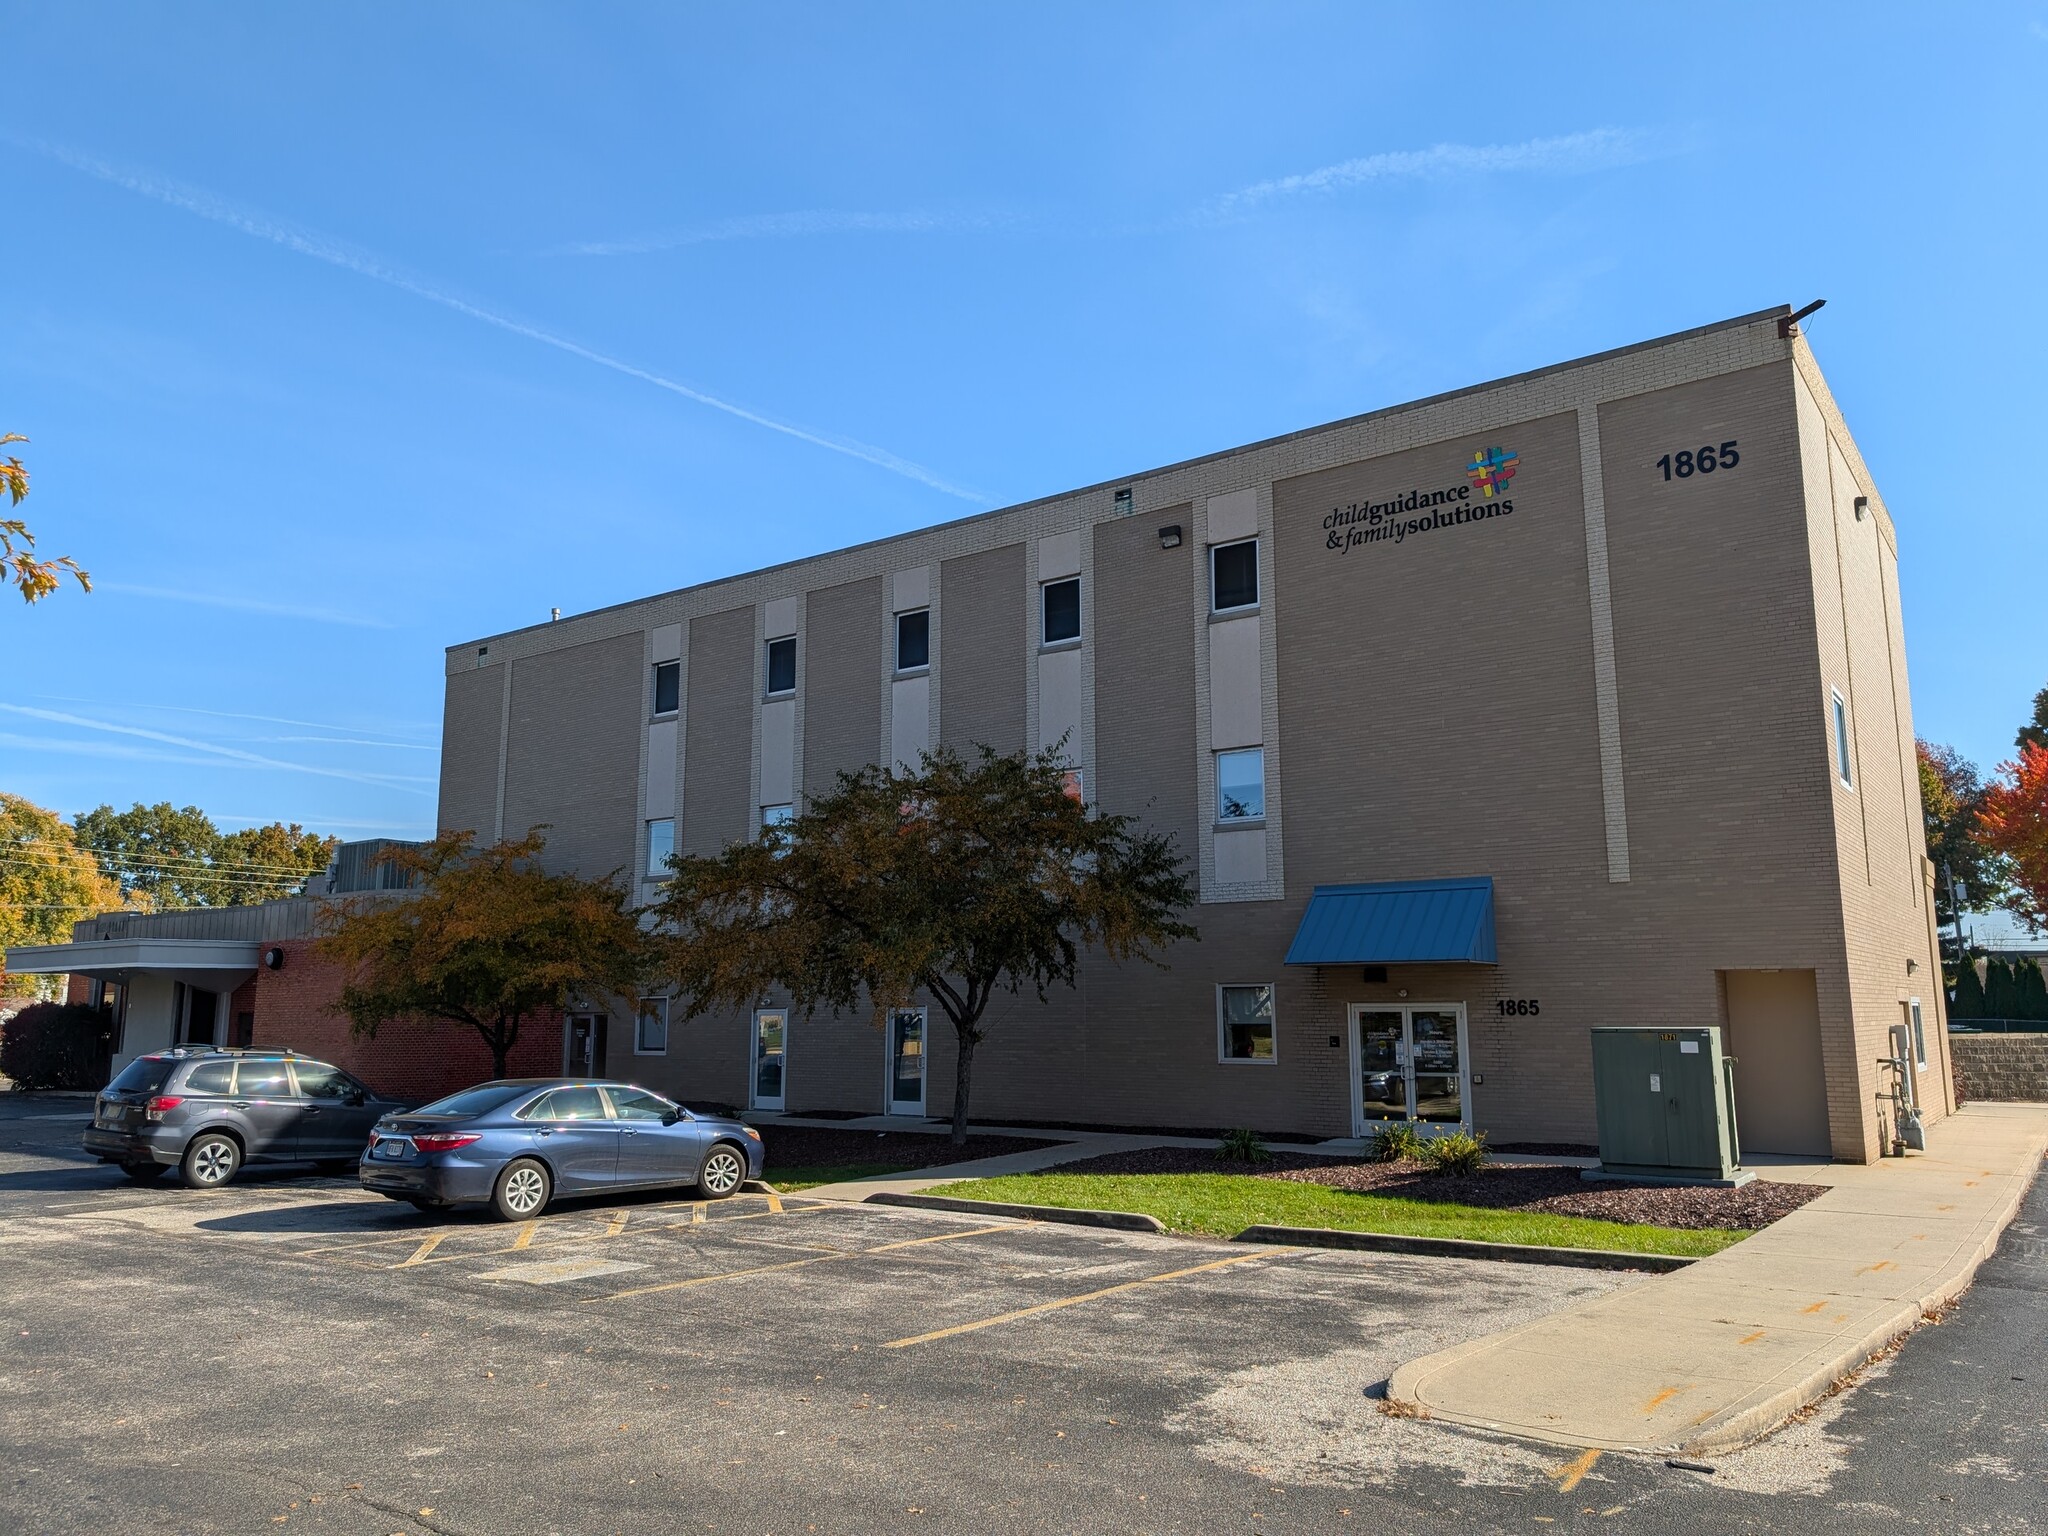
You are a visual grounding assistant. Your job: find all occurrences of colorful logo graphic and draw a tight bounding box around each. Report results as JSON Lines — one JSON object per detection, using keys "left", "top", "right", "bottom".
{"left": 1465, "top": 445, "right": 1518, "bottom": 499}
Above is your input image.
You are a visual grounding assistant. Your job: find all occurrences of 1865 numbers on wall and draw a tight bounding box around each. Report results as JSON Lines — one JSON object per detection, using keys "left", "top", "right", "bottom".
{"left": 1657, "top": 441, "right": 1739, "bottom": 480}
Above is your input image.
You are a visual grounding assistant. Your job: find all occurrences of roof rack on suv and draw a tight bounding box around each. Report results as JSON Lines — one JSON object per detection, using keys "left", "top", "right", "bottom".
{"left": 160, "top": 1046, "right": 296, "bottom": 1058}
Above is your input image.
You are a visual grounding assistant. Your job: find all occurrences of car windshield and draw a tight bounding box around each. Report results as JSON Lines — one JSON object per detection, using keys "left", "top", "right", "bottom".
{"left": 412, "top": 1084, "right": 525, "bottom": 1118}
{"left": 107, "top": 1057, "right": 175, "bottom": 1094}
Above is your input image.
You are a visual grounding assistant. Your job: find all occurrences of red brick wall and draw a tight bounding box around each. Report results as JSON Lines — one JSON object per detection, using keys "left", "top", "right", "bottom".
{"left": 232, "top": 940, "right": 565, "bottom": 1102}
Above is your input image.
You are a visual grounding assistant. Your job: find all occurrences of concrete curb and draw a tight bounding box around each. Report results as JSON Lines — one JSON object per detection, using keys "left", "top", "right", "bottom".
{"left": 1232, "top": 1224, "right": 1696, "bottom": 1273}
{"left": 864, "top": 1191, "right": 1166, "bottom": 1232}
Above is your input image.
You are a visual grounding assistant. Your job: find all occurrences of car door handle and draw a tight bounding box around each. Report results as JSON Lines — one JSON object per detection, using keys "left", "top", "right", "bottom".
{"left": 535, "top": 1128, "right": 556, "bottom": 1137}
{"left": 229, "top": 1100, "right": 251, "bottom": 1109}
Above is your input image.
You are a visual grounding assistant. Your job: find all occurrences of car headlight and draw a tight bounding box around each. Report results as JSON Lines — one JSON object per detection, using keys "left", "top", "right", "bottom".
{"left": 742, "top": 1127, "right": 761, "bottom": 1140}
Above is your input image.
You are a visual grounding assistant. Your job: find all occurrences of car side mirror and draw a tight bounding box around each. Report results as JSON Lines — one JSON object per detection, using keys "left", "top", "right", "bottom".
{"left": 346, "top": 1090, "right": 366, "bottom": 1106}
{"left": 662, "top": 1108, "right": 686, "bottom": 1125}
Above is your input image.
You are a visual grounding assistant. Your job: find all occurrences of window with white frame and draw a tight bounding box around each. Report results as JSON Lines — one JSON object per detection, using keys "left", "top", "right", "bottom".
{"left": 652, "top": 660, "right": 680, "bottom": 717}
{"left": 1218, "top": 984, "right": 1276, "bottom": 1062}
{"left": 1216, "top": 748, "right": 1265, "bottom": 821}
{"left": 1909, "top": 998, "right": 1926, "bottom": 1070}
{"left": 645, "top": 818, "right": 675, "bottom": 877}
{"left": 1041, "top": 577, "right": 1081, "bottom": 645}
{"left": 1059, "top": 768, "right": 1084, "bottom": 805}
{"left": 766, "top": 635, "right": 797, "bottom": 696}
{"left": 1831, "top": 690, "right": 1854, "bottom": 788}
{"left": 635, "top": 996, "right": 669, "bottom": 1055}
{"left": 1211, "top": 539, "right": 1258, "bottom": 612}
{"left": 762, "top": 803, "right": 794, "bottom": 854}
{"left": 895, "top": 608, "right": 930, "bottom": 672}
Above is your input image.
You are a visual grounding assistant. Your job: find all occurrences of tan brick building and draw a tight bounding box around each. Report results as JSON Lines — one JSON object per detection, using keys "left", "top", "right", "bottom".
{"left": 433, "top": 306, "right": 1949, "bottom": 1161}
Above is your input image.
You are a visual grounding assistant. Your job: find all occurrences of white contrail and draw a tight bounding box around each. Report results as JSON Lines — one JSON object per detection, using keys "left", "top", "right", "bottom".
{"left": 94, "top": 582, "right": 399, "bottom": 630}
{"left": 0, "top": 704, "right": 435, "bottom": 793}
{"left": 36, "top": 695, "right": 439, "bottom": 741}
{"left": 24, "top": 138, "right": 984, "bottom": 503}
{"left": 554, "top": 208, "right": 1015, "bottom": 257}
{"left": 1211, "top": 128, "right": 1660, "bottom": 215}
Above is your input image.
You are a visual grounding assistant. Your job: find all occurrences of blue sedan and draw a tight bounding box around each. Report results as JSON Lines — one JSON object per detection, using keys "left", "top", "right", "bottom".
{"left": 359, "top": 1079, "right": 765, "bottom": 1220}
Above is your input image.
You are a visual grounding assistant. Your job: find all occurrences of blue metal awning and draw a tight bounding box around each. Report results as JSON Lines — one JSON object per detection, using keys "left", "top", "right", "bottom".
{"left": 1283, "top": 877, "right": 1497, "bottom": 966}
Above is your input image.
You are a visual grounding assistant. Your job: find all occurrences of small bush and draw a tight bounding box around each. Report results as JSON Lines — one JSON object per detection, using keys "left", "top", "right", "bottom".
{"left": 0, "top": 1003, "right": 109, "bottom": 1091}
{"left": 1218, "top": 1127, "right": 1271, "bottom": 1164}
{"left": 1367, "top": 1123, "right": 1426, "bottom": 1163}
{"left": 1420, "top": 1130, "right": 1488, "bottom": 1177}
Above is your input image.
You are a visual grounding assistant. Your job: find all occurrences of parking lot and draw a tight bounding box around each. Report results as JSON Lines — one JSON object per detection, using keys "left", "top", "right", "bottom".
{"left": 2, "top": 1096, "right": 2040, "bottom": 1534}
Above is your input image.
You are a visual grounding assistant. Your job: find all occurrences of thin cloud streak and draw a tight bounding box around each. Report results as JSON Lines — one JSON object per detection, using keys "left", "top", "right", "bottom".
{"left": 0, "top": 731, "right": 243, "bottom": 771}
{"left": 1210, "top": 128, "right": 1662, "bottom": 216}
{"left": 23, "top": 138, "right": 984, "bottom": 504}
{"left": 95, "top": 581, "right": 399, "bottom": 630}
{"left": 265, "top": 735, "right": 439, "bottom": 751}
{"left": 37, "top": 695, "right": 439, "bottom": 740}
{"left": 0, "top": 704, "right": 436, "bottom": 793}
{"left": 554, "top": 208, "right": 1019, "bottom": 257}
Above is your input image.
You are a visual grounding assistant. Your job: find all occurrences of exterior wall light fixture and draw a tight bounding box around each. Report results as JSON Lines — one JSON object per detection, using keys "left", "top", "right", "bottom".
{"left": 1158, "top": 524, "right": 1183, "bottom": 549}
{"left": 1854, "top": 496, "right": 1869, "bottom": 521}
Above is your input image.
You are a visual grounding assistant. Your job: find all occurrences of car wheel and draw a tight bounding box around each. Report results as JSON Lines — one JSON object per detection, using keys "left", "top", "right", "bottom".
{"left": 121, "top": 1163, "right": 169, "bottom": 1183}
{"left": 492, "top": 1158, "right": 551, "bottom": 1221}
{"left": 696, "top": 1142, "right": 747, "bottom": 1199}
{"left": 180, "top": 1133, "right": 242, "bottom": 1190}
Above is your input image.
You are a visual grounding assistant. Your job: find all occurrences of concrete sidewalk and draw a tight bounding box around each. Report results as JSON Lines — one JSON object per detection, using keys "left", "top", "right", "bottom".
{"left": 1387, "top": 1101, "right": 2048, "bottom": 1455}
{"left": 773, "top": 1123, "right": 1218, "bottom": 1201}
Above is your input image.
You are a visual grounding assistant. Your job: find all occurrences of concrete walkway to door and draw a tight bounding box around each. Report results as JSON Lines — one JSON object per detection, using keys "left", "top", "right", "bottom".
{"left": 1386, "top": 1100, "right": 2048, "bottom": 1455}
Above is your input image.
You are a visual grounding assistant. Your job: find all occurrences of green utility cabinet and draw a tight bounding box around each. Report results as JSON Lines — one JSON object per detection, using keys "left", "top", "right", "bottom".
{"left": 1587, "top": 1027, "right": 1752, "bottom": 1186}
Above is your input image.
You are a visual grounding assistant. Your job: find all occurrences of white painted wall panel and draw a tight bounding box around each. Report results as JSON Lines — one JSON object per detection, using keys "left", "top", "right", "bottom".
{"left": 644, "top": 720, "right": 678, "bottom": 818}
{"left": 891, "top": 567, "right": 929, "bottom": 612}
{"left": 890, "top": 675, "right": 929, "bottom": 770}
{"left": 651, "top": 623, "right": 683, "bottom": 664}
{"left": 763, "top": 596, "right": 800, "bottom": 637}
{"left": 1037, "top": 530, "right": 1082, "bottom": 580}
{"left": 1208, "top": 615, "right": 1263, "bottom": 750}
{"left": 1037, "top": 644, "right": 1085, "bottom": 755}
{"left": 1213, "top": 826, "right": 1267, "bottom": 884}
{"left": 1207, "top": 488, "right": 1259, "bottom": 542}
{"left": 759, "top": 697, "right": 795, "bottom": 804}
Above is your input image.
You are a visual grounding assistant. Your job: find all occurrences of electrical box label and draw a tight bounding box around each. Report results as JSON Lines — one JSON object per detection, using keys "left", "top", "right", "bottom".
{"left": 1649, "top": 1073, "right": 1662, "bottom": 1092}
{"left": 1679, "top": 1040, "right": 1699, "bottom": 1054}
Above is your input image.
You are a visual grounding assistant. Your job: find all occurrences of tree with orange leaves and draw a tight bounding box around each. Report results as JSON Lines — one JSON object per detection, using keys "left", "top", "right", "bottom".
{"left": 1979, "top": 741, "right": 2048, "bottom": 934}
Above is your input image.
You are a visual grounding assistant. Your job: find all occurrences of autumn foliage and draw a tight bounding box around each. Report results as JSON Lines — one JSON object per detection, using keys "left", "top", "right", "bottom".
{"left": 1979, "top": 741, "right": 2048, "bottom": 933}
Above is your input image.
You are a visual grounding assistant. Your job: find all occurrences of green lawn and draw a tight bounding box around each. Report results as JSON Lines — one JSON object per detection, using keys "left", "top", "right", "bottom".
{"left": 936, "top": 1172, "right": 1747, "bottom": 1258}
{"left": 765, "top": 1163, "right": 910, "bottom": 1192}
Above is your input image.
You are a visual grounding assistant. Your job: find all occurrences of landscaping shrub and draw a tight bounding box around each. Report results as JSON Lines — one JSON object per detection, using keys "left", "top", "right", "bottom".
{"left": 1218, "top": 1127, "right": 1271, "bottom": 1164}
{"left": 0, "top": 1002, "right": 108, "bottom": 1091}
{"left": 1420, "top": 1131, "right": 1488, "bottom": 1177}
{"left": 1367, "top": 1123, "right": 1426, "bottom": 1163}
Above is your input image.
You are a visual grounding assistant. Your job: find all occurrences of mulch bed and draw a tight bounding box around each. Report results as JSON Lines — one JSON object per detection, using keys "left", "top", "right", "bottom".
{"left": 1043, "top": 1146, "right": 1824, "bottom": 1231}
{"left": 756, "top": 1124, "right": 1056, "bottom": 1172}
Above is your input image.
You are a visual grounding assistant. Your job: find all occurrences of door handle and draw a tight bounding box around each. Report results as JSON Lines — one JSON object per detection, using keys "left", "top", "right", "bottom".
{"left": 535, "top": 1128, "right": 556, "bottom": 1137}
{"left": 229, "top": 1100, "right": 250, "bottom": 1109}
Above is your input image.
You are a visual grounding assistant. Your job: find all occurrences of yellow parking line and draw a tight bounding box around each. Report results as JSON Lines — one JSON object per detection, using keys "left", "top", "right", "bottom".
{"left": 586, "top": 1224, "right": 1016, "bottom": 1303}
{"left": 765, "top": 1191, "right": 783, "bottom": 1214}
{"left": 605, "top": 1210, "right": 630, "bottom": 1238}
{"left": 394, "top": 1232, "right": 450, "bottom": 1268}
{"left": 690, "top": 1202, "right": 707, "bottom": 1225}
{"left": 1549, "top": 1448, "right": 1602, "bottom": 1493}
{"left": 511, "top": 1220, "right": 540, "bottom": 1250}
{"left": 881, "top": 1248, "right": 1298, "bottom": 1348}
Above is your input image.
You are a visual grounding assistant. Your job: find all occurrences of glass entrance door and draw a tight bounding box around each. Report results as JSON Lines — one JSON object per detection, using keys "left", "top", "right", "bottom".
{"left": 887, "top": 1009, "right": 926, "bottom": 1116}
{"left": 1348, "top": 1004, "right": 1469, "bottom": 1134}
{"left": 751, "top": 1010, "right": 786, "bottom": 1111}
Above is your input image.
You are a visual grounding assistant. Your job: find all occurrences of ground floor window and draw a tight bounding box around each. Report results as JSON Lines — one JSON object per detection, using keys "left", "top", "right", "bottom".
{"left": 635, "top": 997, "right": 669, "bottom": 1055}
{"left": 1218, "top": 984, "right": 1276, "bottom": 1062}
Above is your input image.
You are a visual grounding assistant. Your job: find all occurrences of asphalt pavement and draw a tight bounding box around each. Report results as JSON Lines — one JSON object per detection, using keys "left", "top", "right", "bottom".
{"left": 0, "top": 1092, "right": 2040, "bottom": 1534}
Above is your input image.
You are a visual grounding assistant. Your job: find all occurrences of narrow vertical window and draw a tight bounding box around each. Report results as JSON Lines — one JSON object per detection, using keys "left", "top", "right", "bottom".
{"left": 895, "top": 609, "right": 930, "bottom": 672}
{"left": 1216, "top": 748, "right": 1265, "bottom": 821}
{"left": 1909, "top": 999, "right": 1926, "bottom": 1070}
{"left": 652, "top": 660, "right": 680, "bottom": 716}
{"left": 1041, "top": 577, "right": 1081, "bottom": 645}
{"left": 1211, "top": 539, "right": 1259, "bottom": 612}
{"left": 761, "top": 803, "right": 794, "bottom": 855}
{"left": 1832, "top": 690, "right": 1854, "bottom": 787}
{"left": 635, "top": 997, "right": 669, "bottom": 1055}
{"left": 645, "top": 818, "right": 675, "bottom": 876}
{"left": 766, "top": 636, "right": 797, "bottom": 696}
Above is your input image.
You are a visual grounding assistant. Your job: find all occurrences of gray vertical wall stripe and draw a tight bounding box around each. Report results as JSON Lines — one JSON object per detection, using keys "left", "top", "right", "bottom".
{"left": 1575, "top": 405, "right": 1633, "bottom": 882}
{"left": 1092, "top": 510, "right": 1197, "bottom": 851}
{"left": 437, "top": 665, "right": 505, "bottom": 838}
{"left": 802, "top": 576, "right": 886, "bottom": 800}
{"left": 683, "top": 606, "right": 756, "bottom": 855}
{"left": 501, "top": 632, "right": 640, "bottom": 878}
{"left": 938, "top": 542, "right": 1026, "bottom": 755}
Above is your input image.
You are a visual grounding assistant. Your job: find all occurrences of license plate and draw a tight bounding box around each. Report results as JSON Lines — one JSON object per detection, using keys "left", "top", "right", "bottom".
{"left": 375, "top": 1139, "right": 410, "bottom": 1160}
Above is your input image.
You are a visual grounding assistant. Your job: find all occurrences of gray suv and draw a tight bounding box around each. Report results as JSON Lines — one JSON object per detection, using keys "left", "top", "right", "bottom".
{"left": 85, "top": 1049, "right": 402, "bottom": 1190}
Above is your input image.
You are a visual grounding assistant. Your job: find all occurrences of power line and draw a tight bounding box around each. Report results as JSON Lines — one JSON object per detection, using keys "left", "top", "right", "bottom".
{"left": 1, "top": 840, "right": 331, "bottom": 877}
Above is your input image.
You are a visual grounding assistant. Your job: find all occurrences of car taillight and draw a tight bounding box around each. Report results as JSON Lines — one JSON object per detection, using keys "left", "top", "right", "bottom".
{"left": 410, "top": 1133, "right": 482, "bottom": 1154}
{"left": 145, "top": 1096, "right": 183, "bottom": 1120}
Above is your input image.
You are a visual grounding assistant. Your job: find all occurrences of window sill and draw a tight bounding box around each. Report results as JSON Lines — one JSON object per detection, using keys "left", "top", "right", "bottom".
{"left": 1215, "top": 817, "right": 1266, "bottom": 833}
{"left": 1216, "top": 1056, "right": 1279, "bottom": 1066}
{"left": 893, "top": 666, "right": 930, "bottom": 680}
{"left": 1038, "top": 637, "right": 1083, "bottom": 654}
{"left": 763, "top": 690, "right": 796, "bottom": 703}
{"left": 1209, "top": 604, "right": 1260, "bottom": 624}
{"left": 649, "top": 711, "right": 679, "bottom": 724}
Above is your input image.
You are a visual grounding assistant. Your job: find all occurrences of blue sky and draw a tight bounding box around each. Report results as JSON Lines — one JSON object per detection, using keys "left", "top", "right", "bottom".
{"left": 4, "top": 3, "right": 2045, "bottom": 850}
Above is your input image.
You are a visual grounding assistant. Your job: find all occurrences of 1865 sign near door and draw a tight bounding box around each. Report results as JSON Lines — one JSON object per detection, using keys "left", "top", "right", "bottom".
{"left": 1322, "top": 445, "right": 1520, "bottom": 557}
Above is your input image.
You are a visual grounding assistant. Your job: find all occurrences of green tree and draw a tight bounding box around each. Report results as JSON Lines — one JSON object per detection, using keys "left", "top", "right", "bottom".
{"left": 647, "top": 744, "right": 1198, "bottom": 1146}
{"left": 2017, "top": 684, "right": 2048, "bottom": 755}
{"left": 72, "top": 803, "right": 334, "bottom": 908}
{"left": 1983, "top": 956, "right": 2019, "bottom": 1020}
{"left": 1, "top": 794, "right": 126, "bottom": 998}
{"left": 1951, "top": 955, "right": 1986, "bottom": 1019}
{"left": 2017, "top": 958, "right": 2048, "bottom": 1023}
{"left": 1917, "top": 741, "right": 2008, "bottom": 950}
{"left": 317, "top": 830, "right": 650, "bottom": 1078}
{"left": 1, "top": 434, "right": 90, "bottom": 604}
